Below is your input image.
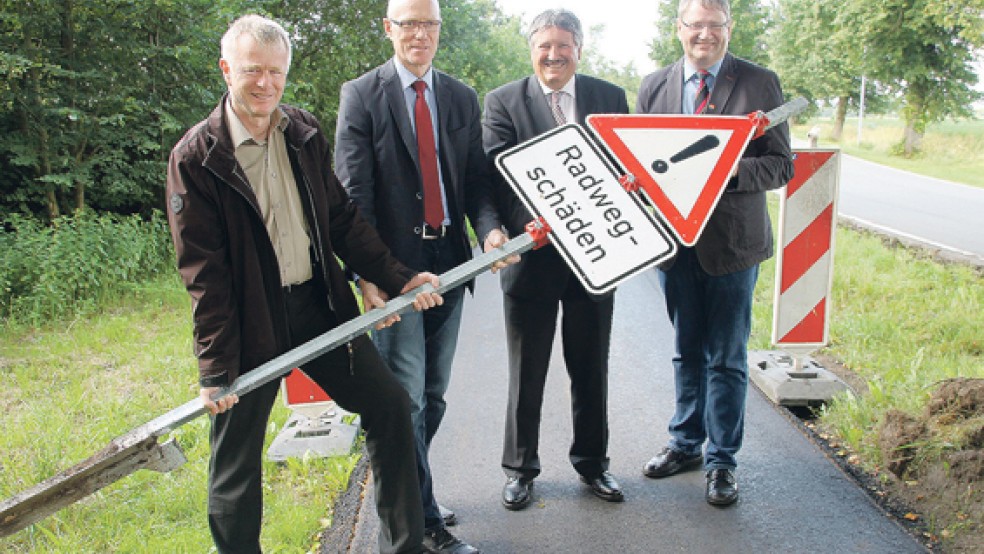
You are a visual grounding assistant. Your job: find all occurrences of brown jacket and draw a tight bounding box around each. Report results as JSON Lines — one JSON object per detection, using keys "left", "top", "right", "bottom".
{"left": 166, "top": 96, "right": 414, "bottom": 387}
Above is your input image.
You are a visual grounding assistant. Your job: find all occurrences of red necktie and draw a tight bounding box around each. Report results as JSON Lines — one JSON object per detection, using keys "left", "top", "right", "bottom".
{"left": 412, "top": 80, "right": 444, "bottom": 229}
{"left": 694, "top": 70, "right": 711, "bottom": 114}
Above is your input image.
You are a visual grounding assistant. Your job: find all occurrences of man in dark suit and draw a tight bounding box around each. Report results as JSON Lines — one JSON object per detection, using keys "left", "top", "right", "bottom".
{"left": 482, "top": 8, "right": 629, "bottom": 512}
{"left": 335, "top": 0, "right": 504, "bottom": 552}
{"left": 636, "top": 0, "right": 793, "bottom": 506}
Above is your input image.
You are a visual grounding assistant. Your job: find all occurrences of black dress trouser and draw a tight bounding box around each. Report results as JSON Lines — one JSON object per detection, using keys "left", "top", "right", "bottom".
{"left": 206, "top": 280, "right": 423, "bottom": 554}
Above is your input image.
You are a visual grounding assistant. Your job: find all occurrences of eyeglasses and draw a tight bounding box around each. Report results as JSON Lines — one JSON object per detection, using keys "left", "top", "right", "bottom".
{"left": 390, "top": 19, "right": 442, "bottom": 32}
{"left": 680, "top": 19, "right": 729, "bottom": 32}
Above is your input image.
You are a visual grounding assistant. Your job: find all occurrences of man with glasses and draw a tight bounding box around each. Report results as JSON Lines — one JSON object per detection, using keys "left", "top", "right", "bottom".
{"left": 335, "top": 0, "right": 506, "bottom": 552}
{"left": 636, "top": 0, "right": 793, "bottom": 506}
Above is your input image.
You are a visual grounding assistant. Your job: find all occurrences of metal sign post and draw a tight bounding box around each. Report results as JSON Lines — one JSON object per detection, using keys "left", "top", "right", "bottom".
{"left": 0, "top": 233, "right": 536, "bottom": 538}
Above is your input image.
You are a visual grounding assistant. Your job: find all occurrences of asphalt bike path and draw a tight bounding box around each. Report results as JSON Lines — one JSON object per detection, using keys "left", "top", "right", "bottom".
{"left": 342, "top": 267, "right": 925, "bottom": 553}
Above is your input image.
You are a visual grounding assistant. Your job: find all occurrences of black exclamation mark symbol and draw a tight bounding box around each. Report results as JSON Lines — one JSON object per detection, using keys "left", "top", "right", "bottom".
{"left": 652, "top": 134, "right": 720, "bottom": 174}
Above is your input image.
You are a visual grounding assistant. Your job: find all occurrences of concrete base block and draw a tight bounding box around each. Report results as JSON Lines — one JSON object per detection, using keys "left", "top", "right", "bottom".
{"left": 749, "top": 350, "right": 850, "bottom": 407}
{"left": 266, "top": 406, "right": 361, "bottom": 462}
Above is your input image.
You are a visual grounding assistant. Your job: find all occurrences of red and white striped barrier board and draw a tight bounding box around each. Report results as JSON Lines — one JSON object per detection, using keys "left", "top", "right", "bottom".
{"left": 282, "top": 368, "right": 331, "bottom": 409}
{"left": 771, "top": 149, "right": 840, "bottom": 349}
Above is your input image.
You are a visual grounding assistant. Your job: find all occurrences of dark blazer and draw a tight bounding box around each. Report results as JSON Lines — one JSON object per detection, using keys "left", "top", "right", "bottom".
{"left": 335, "top": 59, "right": 500, "bottom": 288}
{"left": 637, "top": 53, "right": 794, "bottom": 276}
{"left": 483, "top": 74, "right": 629, "bottom": 301}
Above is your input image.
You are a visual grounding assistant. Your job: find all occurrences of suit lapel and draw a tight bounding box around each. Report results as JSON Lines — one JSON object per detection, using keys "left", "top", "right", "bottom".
{"left": 433, "top": 70, "right": 457, "bottom": 186}
{"left": 707, "top": 53, "right": 737, "bottom": 116}
{"left": 381, "top": 60, "right": 420, "bottom": 170}
{"left": 573, "top": 75, "right": 591, "bottom": 125}
{"left": 525, "top": 77, "right": 556, "bottom": 134}
{"left": 665, "top": 60, "right": 686, "bottom": 114}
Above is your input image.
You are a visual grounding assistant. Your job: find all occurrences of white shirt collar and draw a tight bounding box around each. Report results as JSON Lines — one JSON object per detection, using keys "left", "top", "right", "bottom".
{"left": 684, "top": 58, "right": 724, "bottom": 83}
{"left": 394, "top": 57, "right": 434, "bottom": 91}
{"left": 538, "top": 76, "right": 577, "bottom": 98}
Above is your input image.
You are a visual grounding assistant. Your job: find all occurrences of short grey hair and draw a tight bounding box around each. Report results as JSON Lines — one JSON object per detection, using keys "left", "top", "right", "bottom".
{"left": 526, "top": 9, "right": 583, "bottom": 49}
{"left": 220, "top": 14, "right": 292, "bottom": 69}
{"left": 677, "top": 0, "right": 731, "bottom": 21}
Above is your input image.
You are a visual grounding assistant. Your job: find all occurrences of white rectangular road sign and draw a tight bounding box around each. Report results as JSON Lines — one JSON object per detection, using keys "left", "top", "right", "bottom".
{"left": 495, "top": 124, "right": 676, "bottom": 296}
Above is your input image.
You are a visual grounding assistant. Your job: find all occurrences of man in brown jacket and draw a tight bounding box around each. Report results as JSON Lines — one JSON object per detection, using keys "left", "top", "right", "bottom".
{"left": 165, "top": 14, "right": 441, "bottom": 554}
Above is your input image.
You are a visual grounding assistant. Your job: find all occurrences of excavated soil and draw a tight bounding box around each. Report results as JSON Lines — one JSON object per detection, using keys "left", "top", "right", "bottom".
{"left": 803, "top": 368, "right": 984, "bottom": 553}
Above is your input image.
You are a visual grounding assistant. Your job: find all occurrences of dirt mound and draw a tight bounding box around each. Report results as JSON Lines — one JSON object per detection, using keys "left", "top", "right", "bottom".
{"left": 876, "top": 378, "right": 984, "bottom": 552}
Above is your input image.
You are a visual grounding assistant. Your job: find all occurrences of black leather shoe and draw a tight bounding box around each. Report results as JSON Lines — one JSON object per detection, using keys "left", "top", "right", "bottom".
{"left": 501, "top": 476, "right": 534, "bottom": 511}
{"left": 580, "top": 471, "right": 625, "bottom": 502}
{"left": 705, "top": 468, "right": 738, "bottom": 506}
{"left": 439, "top": 504, "right": 457, "bottom": 527}
{"left": 423, "top": 527, "right": 480, "bottom": 554}
{"left": 643, "top": 446, "right": 703, "bottom": 478}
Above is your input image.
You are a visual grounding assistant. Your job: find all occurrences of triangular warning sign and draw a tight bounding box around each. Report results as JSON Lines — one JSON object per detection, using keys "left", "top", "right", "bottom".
{"left": 587, "top": 114, "right": 757, "bottom": 246}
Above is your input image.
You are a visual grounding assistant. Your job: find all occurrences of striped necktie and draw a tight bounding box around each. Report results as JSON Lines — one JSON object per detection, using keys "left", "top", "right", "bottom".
{"left": 694, "top": 70, "right": 711, "bottom": 114}
{"left": 550, "top": 91, "right": 567, "bottom": 126}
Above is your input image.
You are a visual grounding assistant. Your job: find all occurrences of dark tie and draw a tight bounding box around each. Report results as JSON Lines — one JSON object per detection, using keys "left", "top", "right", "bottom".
{"left": 550, "top": 91, "right": 567, "bottom": 126}
{"left": 412, "top": 80, "right": 444, "bottom": 228}
{"left": 694, "top": 70, "right": 711, "bottom": 114}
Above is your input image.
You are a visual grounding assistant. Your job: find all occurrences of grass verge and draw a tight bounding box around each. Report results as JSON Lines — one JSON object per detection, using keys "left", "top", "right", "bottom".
{"left": 0, "top": 276, "right": 357, "bottom": 553}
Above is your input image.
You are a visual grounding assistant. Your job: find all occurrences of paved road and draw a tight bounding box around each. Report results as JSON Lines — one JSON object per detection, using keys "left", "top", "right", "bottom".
{"left": 837, "top": 154, "right": 984, "bottom": 263}
{"left": 343, "top": 268, "right": 925, "bottom": 553}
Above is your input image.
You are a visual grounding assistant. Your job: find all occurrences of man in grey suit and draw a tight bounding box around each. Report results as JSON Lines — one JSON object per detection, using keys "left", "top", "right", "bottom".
{"left": 637, "top": 0, "right": 793, "bottom": 506}
{"left": 482, "top": 8, "right": 629, "bottom": 512}
{"left": 335, "top": 0, "right": 505, "bottom": 552}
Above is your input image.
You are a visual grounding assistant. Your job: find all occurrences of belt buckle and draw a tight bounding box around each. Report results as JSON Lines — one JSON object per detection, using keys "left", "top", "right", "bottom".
{"left": 423, "top": 223, "right": 445, "bottom": 240}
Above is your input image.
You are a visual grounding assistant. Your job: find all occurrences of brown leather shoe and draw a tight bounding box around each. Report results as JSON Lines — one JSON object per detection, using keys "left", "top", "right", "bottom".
{"left": 643, "top": 446, "right": 703, "bottom": 478}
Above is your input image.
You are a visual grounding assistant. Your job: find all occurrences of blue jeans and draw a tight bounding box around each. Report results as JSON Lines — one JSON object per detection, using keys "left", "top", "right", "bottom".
{"left": 658, "top": 247, "right": 759, "bottom": 470}
{"left": 372, "top": 238, "right": 465, "bottom": 531}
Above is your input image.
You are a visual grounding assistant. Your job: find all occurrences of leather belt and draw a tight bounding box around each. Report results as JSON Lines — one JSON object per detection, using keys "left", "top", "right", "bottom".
{"left": 283, "top": 279, "right": 314, "bottom": 294}
{"left": 422, "top": 223, "right": 448, "bottom": 240}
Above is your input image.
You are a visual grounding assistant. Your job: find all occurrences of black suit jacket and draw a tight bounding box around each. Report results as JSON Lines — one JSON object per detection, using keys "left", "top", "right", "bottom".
{"left": 335, "top": 59, "right": 500, "bottom": 287}
{"left": 483, "top": 74, "right": 629, "bottom": 301}
{"left": 637, "top": 53, "right": 794, "bottom": 275}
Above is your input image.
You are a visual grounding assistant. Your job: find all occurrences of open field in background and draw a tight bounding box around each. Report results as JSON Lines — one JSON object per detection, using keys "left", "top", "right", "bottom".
{"left": 0, "top": 278, "right": 356, "bottom": 553}
{"left": 792, "top": 116, "right": 984, "bottom": 188}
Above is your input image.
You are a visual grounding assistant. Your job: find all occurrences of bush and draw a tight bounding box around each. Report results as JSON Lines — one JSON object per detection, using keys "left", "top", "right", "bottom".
{"left": 0, "top": 210, "right": 173, "bottom": 325}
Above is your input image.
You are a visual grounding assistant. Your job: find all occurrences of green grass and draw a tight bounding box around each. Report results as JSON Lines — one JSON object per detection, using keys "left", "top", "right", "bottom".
{"left": 0, "top": 276, "right": 357, "bottom": 553}
{"left": 793, "top": 116, "right": 984, "bottom": 188}
{"left": 750, "top": 194, "right": 984, "bottom": 468}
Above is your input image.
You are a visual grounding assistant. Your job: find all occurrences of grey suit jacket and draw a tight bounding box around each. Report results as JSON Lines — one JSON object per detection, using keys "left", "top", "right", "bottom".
{"left": 334, "top": 59, "right": 500, "bottom": 287}
{"left": 483, "top": 74, "right": 629, "bottom": 301}
{"left": 637, "top": 53, "right": 794, "bottom": 275}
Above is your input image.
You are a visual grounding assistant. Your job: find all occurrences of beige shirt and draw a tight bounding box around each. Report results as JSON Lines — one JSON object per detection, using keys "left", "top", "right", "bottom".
{"left": 226, "top": 100, "right": 313, "bottom": 286}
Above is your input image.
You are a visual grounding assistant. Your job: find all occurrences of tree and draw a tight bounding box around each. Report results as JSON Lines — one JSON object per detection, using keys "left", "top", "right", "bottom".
{"left": 272, "top": 0, "right": 530, "bottom": 138}
{"left": 769, "top": 0, "right": 872, "bottom": 139}
{"left": 648, "top": 0, "right": 772, "bottom": 68}
{"left": 581, "top": 24, "right": 643, "bottom": 110}
{"left": 0, "top": 0, "right": 238, "bottom": 220}
{"left": 842, "top": 0, "right": 984, "bottom": 156}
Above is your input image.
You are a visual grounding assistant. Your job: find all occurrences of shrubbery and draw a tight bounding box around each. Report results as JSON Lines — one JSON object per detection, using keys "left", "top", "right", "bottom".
{"left": 0, "top": 211, "right": 174, "bottom": 325}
